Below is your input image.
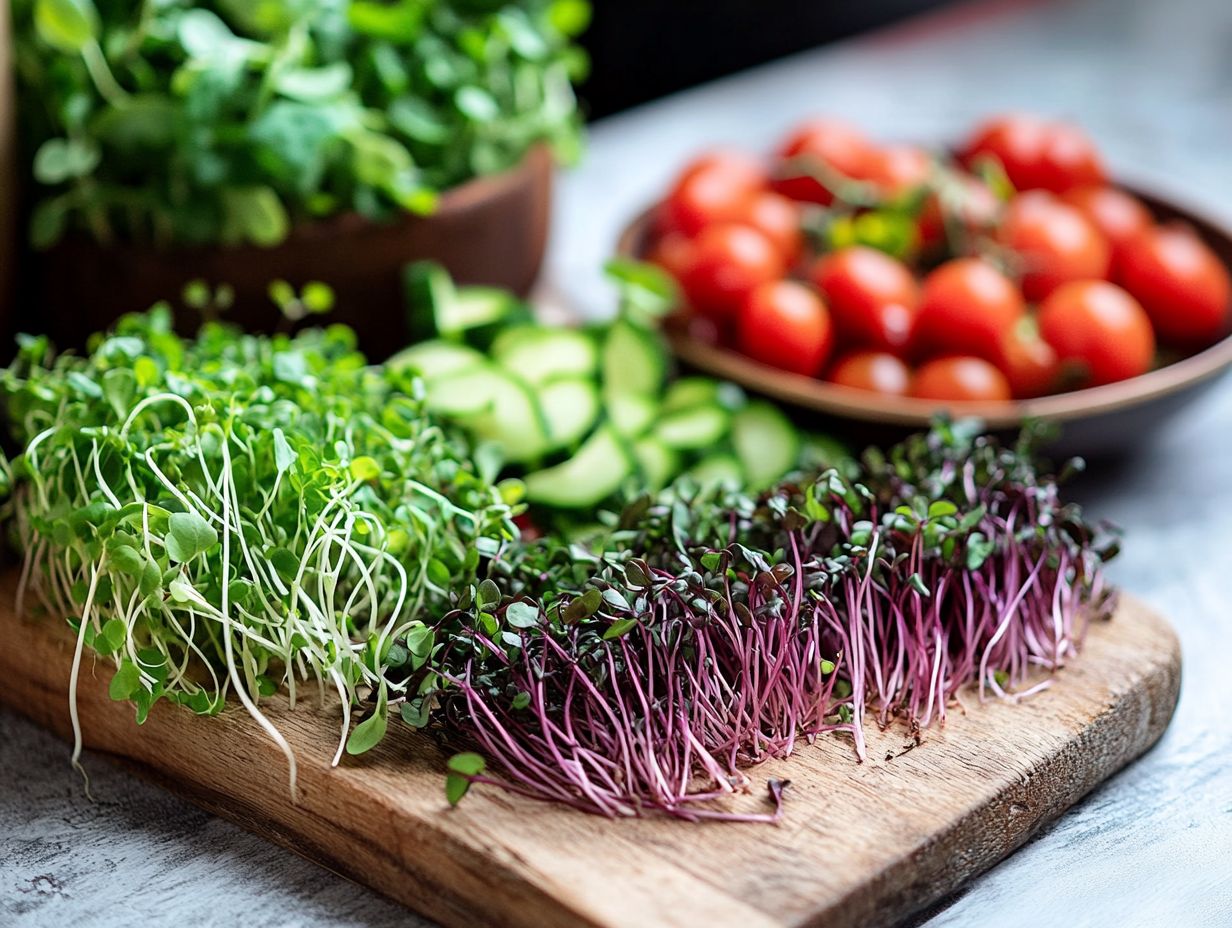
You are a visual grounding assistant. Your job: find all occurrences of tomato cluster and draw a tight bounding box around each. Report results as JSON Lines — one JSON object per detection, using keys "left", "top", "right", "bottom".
{"left": 646, "top": 114, "right": 1232, "bottom": 402}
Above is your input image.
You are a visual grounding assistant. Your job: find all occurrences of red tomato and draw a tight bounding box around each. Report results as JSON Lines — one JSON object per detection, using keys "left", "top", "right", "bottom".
{"left": 647, "top": 231, "right": 694, "bottom": 282}
{"left": 737, "top": 280, "right": 833, "bottom": 376}
{"left": 1001, "top": 191, "right": 1111, "bottom": 301}
{"left": 826, "top": 351, "right": 911, "bottom": 395}
{"left": 676, "top": 150, "right": 766, "bottom": 189}
{"left": 918, "top": 175, "right": 1001, "bottom": 249}
{"left": 738, "top": 191, "right": 804, "bottom": 266}
{"left": 1037, "top": 281, "right": 1156, "bottom": 385}
{"left": 856, "top": 145, "right": 932, "bottom": 200}
{"left": 962, "top": 114, "right": 1105, "bottom": 194}
{"left": 913, "top": 257, "right": 1025, "bottom": 362}
{"left": 772, "top": 118, "right": 873, "bottom": 205}
{"left": 810, "top": 246, "right": 919, "bottom": 352}
{"left": 680, "top": 224, "right": 785, "bottom": 321}
{"left": 910, "top": 356, "right": 1012, "bottom": 402}
{"left": 998, "top": 324, "right": 1061, "bottom": 398}
{"left": 1060, "top": 186, "right": 1152, "bottom": 255}
{"left": 1118, "top": 223, "right": 1232, "bottom": 346}
{"left": 661, "top": 152, "right": 766, "bottom": 236}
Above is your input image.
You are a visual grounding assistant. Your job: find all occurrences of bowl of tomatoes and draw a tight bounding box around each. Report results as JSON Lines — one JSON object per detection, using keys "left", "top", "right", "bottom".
{"left": 619, "top": 113, "right": 1232, "bottom": 455}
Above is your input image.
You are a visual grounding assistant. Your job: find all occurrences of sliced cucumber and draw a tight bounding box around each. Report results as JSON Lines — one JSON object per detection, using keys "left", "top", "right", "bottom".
{"left": 539, "top": 378, "right": 600, "bottom": 450}
{"left": 601, "top": 320, "right": 666, "bottom": 396}
{"left": 662, "top": 376, "right": 746, "bottom": 414}
{"left": 606, "top": 389, "right": 657, "bottom": 437}
{"left": 404, "top": 261, "right": 528, "bottom": 344}
{"left": 493, "top": 326, "right": 599, "bottom": 386}
{"left": 424, "top": 366, "right": 549, "bottom": 462}
{"left": 633, "top": 438, "right": 680, "bottom": 491}
{"left": 524, "top": 426, "right": 634, "bottom": 509}
{"left": 653, "top": 404, "right": 731, "bottom": 450}
{"left": 422, "top": 365, "right": 502, "bottom": 417}
{"left": 447, "top": 287, "right": 526, "bottom": 337}
{"left": 684, "top": 454, "right": 745, "bottom": 491}
{"left": 732, "top": 401, "right": 801, "bottom": 490}
{"left": 632, "top": 437, "right": 680, "bottom": 491}
{"left": 387, "top": 340, "right": 487, "bottom": 380}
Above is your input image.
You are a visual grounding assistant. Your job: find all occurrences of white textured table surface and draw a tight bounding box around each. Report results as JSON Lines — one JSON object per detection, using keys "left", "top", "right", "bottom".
{"left": 4, "top": 0, "right": 1232, "bottom": 924}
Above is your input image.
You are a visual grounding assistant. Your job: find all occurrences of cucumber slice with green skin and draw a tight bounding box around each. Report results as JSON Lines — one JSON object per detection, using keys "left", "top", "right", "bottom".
{"left": 493, "top": 326, "right": 600, "bottom": 386}
{"left": 424, "top": 366, "right": 549, "bottom": 462}
{"left": 653, "top": 404, "right": 731, "bottom": 450}
{"left": 732, "top": 401, "right": 801, "bottom": 490}
{"left": 539, "top": 378, "right": 601, "bottom": 450}
{"left": 524, "top": 426, "right": 634, "bottom": 509}
{"left": 662, "top": 376, "right": 746, "bottom": 413}
{"left": 632, "top": 437, "right": 680, "bottom": 491}
{"left": 602, "top": 320, "right": 666, "bottom": 396}
{"left": 404, "top": 261, "right": 529, "bottom": 344}
{"left": 387, "top": 341, "right": 487, "bottom": 380}
{"left": 606, "top": 389, "right": 658, "bottom": 437}
{"left": 447, "top": 288, "right": 526, "bottom": 337}
{"left": 684, "top": 454, "right": 745, "bottom": 491}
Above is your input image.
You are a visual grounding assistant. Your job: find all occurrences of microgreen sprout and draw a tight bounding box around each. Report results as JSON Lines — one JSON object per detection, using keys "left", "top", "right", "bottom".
{"left": 422, "top": 423, "right": 1116, "bottom": 820}
{"left": 0, "top": 307, "right": 517, "bottom": 793}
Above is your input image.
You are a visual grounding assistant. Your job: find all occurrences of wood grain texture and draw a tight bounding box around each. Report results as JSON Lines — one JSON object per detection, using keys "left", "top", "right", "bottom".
{"left": 0, "top": 568, "right": 1180, "bottom": 928}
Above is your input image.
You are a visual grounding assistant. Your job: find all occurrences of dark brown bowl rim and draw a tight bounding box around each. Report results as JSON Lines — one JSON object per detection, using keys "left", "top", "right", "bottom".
{"left": 617, "top": 186, "right": 1232, "bottom": 428}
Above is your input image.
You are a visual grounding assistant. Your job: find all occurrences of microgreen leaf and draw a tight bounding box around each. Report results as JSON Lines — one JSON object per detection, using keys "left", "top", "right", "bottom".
{"left": 164, "top": 511, "right": 217, "bottom": 563}
{"left": 345, "top": 684, "right": 388, "bottom": 755}
{"left": 108, "top": 660, "right": 141, "bottom": 701}
{"left": 504, "top": 601, "right": 539, "bottom": 629}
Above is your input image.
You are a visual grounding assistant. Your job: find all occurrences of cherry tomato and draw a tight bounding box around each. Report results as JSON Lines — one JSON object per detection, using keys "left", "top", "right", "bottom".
{"left": 826, "top": 351, "right": 911, "bottom": 395}
{"left": 1001, "top": 191, "right": 1111, "bottom": 301}
{"left": 1060, "top": 186, "right": 1152, "bottom": 256}
{"left": 1038, "top": 281, "right": 1156, "bottom": 385}
{"left": 810, "top": 246, "right": 919, "bottom": 352}
{"left": 962, "top": 114, "right": 1105, "bottom": 193}
{"left": 910, "top": 356, "right": 1012, "bottom": 402}
{"left": 1118, "top": 223, "right": 1232, "bottom": 346}
{"left": 737, "top": 280, "right": 833, "bottom": 376}
{"left": 738, "top": 191, "right": 804, "bottom": 266}
{"left": 918, "top": 175, "right": 1000, "bottom": 249}
{"left": 772, "top": 118, "right": 873, "bottom": 205}
{"left": 661, "top": 152, "right": 766, "bottom": 237}
{"left": 998, "top": 323, "right": 1061, "bottom": 398}
{"left": 647, "top": 231, "right": 694, "bottom": 282}
{"left": 680, "top": 224, "right": 785, "bottom": 321}
{"left": 856, "top": 145, "right": 932, "bottom": 201}
{"left": 913, "top": 257, "right": 1025, "bottom": 362}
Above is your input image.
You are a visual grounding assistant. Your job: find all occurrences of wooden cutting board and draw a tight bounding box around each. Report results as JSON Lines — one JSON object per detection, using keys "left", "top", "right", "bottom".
{"left": 0, "top": 570, "right": 1180, "bottom": 928}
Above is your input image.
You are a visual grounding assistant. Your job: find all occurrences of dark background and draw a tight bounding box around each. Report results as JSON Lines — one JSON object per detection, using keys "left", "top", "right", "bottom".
{"left": 578, "top": 0, "right": 957, "bottom": 117}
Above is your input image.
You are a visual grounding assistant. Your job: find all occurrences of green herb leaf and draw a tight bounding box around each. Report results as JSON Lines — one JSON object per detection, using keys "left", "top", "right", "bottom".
{"left": 345, "top": 685, "right": 388, "bottom": 755}
{"left": 447, "top": 752, "right": 486, "bottom": 776}
{"left": 504, "top": 601, "right": 539, "bottom": 629}
{"left": 34, "top": 0, "right": 99, "bottom": 53}
{"left": 164, "top": 511, "right": 218, "bottom": 563}
{"left": 602, "top": 617, "right": 638, "bottom": 640}
{"left": 108, "top": 659, "right": 141, "bottom": 701}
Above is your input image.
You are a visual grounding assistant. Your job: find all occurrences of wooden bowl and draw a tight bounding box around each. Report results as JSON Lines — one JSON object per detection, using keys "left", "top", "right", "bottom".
{"left": 23, "top": 145, "right": 553, "bottom": 360}
{"left": 618, "top": 189, "right": 1232, "bottom": 457}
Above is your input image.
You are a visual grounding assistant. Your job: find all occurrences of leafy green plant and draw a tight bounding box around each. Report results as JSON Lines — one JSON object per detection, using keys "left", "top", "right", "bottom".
{"left": 13, "top": 0, "right": 590, "bottom": 249}
{"left": 0, "top": 306, "right": 518, "bottom": 791}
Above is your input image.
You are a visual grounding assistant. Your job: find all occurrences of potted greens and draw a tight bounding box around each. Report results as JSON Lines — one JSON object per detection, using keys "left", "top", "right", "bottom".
{"left": 10, "top": 0, "right": 589, "bottom": 352}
